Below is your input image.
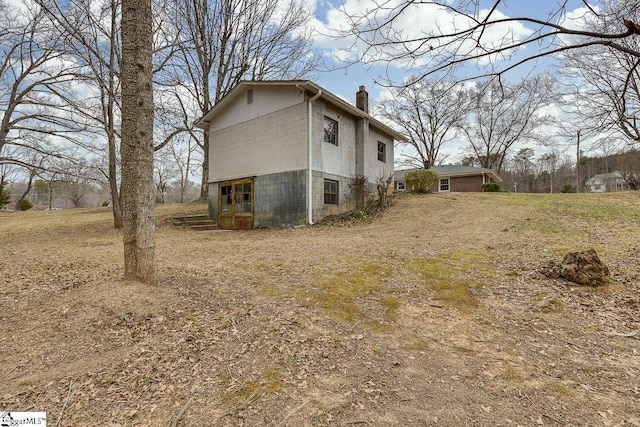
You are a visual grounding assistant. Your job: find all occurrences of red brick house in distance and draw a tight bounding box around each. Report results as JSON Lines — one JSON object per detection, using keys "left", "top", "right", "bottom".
{"left": 394, "top": 166, "right": 502, "bottom": 192}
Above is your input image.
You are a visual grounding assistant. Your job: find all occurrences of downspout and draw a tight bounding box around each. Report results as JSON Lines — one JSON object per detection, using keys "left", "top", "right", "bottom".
{"left": 300, "top": 85, "right": 322, "bottom": 225}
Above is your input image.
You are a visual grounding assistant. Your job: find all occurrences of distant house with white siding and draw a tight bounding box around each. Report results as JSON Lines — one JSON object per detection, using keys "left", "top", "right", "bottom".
{"left": 585, "top": 171, "right": 629, "bottom": 193}
{"left": 195, "top": 81, "right": 407, "bottom": 229}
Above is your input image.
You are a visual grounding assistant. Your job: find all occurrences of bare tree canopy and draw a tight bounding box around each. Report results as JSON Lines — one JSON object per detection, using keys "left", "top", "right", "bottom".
{"left": 0, "top": 1, "right": 84, "bottom": 172}
{"left": 377, "top": 78, "right": 469, "bottom": 168}
{"left": 342, "top": 0, "right": 640, "bottom": 81}
{"left": 164, "top": 0, "right": 320, "bottom": 200}
{"left": 560, "top": 2, "right": 640, "bottom": 142}
{"left": 460, "top": 75, "right": 555, "bottom": 173}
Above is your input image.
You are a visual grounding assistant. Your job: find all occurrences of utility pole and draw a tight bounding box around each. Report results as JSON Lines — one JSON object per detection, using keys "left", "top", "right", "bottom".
{"left": 576, "top": 129, "right": 581, "bottom": 193}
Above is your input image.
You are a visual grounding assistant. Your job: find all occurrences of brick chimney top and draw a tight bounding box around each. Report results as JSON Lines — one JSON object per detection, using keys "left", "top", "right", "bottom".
{"left": 356, "top": 85, "right": 368, "bottom": 113}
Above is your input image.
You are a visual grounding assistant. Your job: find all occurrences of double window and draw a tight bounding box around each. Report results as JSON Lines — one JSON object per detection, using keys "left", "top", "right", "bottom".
{"left": 324, "top": 117, "right": 338, "bottom": 145}
{"left": 324, "top": 179, "right": 338, "bottom": 204}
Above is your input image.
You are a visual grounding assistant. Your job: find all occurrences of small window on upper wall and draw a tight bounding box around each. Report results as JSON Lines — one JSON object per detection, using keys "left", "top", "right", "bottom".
{"left": 247, "top": 88, "right": 253, "bottom": 104}
{"left": 377, "top": 141, "right": 386, "bottom": 162}
{"left": 324, "top": 117, "right": 338, "bottom": 145}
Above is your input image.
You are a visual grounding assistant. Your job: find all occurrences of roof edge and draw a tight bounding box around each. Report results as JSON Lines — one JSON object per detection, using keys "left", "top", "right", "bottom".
{"left": 195, "top": 80, "right": 409, "bottom": 142}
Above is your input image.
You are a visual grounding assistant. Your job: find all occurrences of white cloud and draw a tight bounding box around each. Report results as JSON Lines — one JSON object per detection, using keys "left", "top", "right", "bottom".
{"left": 312, "top": 1, "right": 534, "bottom": 70}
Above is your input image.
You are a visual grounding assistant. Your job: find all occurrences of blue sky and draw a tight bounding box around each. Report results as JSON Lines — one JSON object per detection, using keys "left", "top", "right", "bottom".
{"left": 310, "top": 0, "right": 591, "bottom": 99}
{"left": 305, "top": 0, "right": 596, "bottom": 164}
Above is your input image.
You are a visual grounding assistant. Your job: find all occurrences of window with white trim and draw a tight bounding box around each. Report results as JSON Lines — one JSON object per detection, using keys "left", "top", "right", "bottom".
{"left": 439, "top": 178, "right": 450, "bottom": 192}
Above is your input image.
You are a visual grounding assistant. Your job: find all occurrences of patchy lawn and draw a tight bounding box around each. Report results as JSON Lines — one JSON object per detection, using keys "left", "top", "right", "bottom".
{"left": 1, "top": 193, "right": 639, "bottom": 426}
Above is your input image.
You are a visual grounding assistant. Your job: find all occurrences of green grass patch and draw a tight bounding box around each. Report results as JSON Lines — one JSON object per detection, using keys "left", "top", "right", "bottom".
{"left": 308, "top": 260, "right": 400, "bottom": 328}
{"left": 222, "top": 370, "right": 284, "bottom": 406}
{"left": 409, "top": 251, "right": 494, "bottom": 312}
{"left": 549, "top": 381, "right": 576, "bottom": 399}
{"left": 500, "top": 192, "right": 640, "bottom": 222}
{"left": 400, "top": 335, "right": 429, "bottom": 351}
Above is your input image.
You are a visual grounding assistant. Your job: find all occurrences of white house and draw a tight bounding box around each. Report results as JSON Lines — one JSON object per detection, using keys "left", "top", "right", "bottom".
{"left": 195, "top": 81, "right": 407, "bottom": 229}
{"left": 585, "top": 171, "right": 630, "bottom": 193}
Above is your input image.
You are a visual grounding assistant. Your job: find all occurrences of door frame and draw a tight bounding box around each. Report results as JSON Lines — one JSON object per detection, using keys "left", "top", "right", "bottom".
{"left": 218, "top": 178, "right": 254, "bottom": 230}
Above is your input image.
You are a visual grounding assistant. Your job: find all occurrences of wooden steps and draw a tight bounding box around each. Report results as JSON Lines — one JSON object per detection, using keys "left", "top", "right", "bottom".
{"left": 172, "top": 214, "right": 218, "bottom": 231}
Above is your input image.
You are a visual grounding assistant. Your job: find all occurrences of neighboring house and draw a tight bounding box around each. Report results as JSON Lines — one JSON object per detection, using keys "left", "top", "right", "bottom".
{"left": 195, "top": 81, "right": 407, "bottom": 229}
{"left": 585, "top": 171, "right": 630, "bottom": 193}
{"left": 394, "top": 166, "right": 503, "bottom": 192}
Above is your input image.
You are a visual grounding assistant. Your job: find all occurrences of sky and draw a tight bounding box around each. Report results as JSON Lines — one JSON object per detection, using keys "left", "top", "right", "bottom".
{"left": 305, "top": 0, "right": 598, "bottom": 165}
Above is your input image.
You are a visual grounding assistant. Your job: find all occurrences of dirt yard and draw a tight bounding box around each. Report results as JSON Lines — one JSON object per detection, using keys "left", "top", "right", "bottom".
{"left": 1, "top": 192, "right": 639, "bottom": 426}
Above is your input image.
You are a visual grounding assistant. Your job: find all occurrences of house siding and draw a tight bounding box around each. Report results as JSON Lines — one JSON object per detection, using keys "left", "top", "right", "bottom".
{"left": 313, "top": 100, "right": 357, "bottom": 177}
{"left": 209, "top": 102, "right": 307, "bottom": 183}
{"left": 449, "top": 175, "right": 485, "bottom": 192}
{"left": 201, "top": 82, "right": 405, "bottom": 228}
{"left": 212, "top": 85, "right": 304, "bottom": 131}
{"left": 366, "top": 127, "right": 394, "bottom": 184}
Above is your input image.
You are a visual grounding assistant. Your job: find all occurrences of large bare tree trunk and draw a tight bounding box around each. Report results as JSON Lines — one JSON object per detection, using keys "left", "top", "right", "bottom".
{"left": 120, "top": 0, "right": 156, "bottom": 284}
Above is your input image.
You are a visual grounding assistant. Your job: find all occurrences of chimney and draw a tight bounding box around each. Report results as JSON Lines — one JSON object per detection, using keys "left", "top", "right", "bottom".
{"left": 356, "top": 85, "right": 368, "bottom": 113}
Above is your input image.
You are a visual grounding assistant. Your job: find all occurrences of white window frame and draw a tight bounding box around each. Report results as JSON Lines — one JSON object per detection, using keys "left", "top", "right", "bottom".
{"left": 439, "top": 177, "right": 450, "bottom": 192}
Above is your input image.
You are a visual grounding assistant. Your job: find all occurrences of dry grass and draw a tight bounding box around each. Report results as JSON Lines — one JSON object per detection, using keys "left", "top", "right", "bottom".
{"left": 1, "top": 192, "right": 640, "bottom": 426}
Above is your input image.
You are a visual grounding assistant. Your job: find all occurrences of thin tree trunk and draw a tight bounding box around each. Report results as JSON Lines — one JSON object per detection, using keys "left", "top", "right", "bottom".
{"left": 108, "top": 132, "right": 123, "bottom": 228}
{"left": 16, "top": 171, "right": 36, "bottom": 210}
{"left": 199, "top": 128, "right": 209, "bottom": 201}
{"left": 108, "top": 0, "right": 123, "bottom": 229}
{"left": 120, "top": 0, "right": 156, "bottom": 284}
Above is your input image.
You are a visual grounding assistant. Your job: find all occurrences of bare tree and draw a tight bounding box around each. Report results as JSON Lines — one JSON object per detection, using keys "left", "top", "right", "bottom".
{"left": 36, "top": 0, "right": 125, "bottom": 226}
{"left": 37, "top": 0, "right": 181, "bottom": 228}
{"left": 377, "top": 78, "right": 468, "bottom": 168}
{"left": 167, "top": 133, "right": 199, "bottom": 203}
{"left": 341, "top": 1, "right": 640, "bottom": 82}
{"left": 510, "top": 147, "right": 535, "bottom": 192}
{"left": 120, "top": 0, "right": 156, "bottom": 284}
{"left": 165, "top": 0, "right": 320, "bottom": 200}
{"left": 460, "top": 76, "right": 554, "bottom": 173}
{"left": 561, "top": 3, "right": 640, "bottom": 143}
{"left": 0, "top": 1, "right": 82, "bottom": 172}
{"left": 539, "top": 151, "right": 560, "bottom": 193}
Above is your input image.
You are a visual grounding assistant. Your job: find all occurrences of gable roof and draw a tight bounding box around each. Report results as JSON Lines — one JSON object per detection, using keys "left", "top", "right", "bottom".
{"left": 195, "top": 80, "right": 408, "bottom": 142}
{"left": 587, "top": 171, "right": 624, "bottom": 182}
{"left": 394, "top": 166, "right": 503, "bottom": 183}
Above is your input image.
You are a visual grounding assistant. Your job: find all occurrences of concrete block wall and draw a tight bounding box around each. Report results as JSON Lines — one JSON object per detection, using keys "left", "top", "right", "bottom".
{"left": 254, "top": 170, "right": 306, "bottom": 227}
{"left": 311, "top": 171, "right": 356, "bottom": 222}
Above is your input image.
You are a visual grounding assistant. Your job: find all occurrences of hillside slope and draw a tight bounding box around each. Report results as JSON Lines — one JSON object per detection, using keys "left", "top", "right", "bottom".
{"left": 1, "top": 193, "right": 639, "bottom": 426}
